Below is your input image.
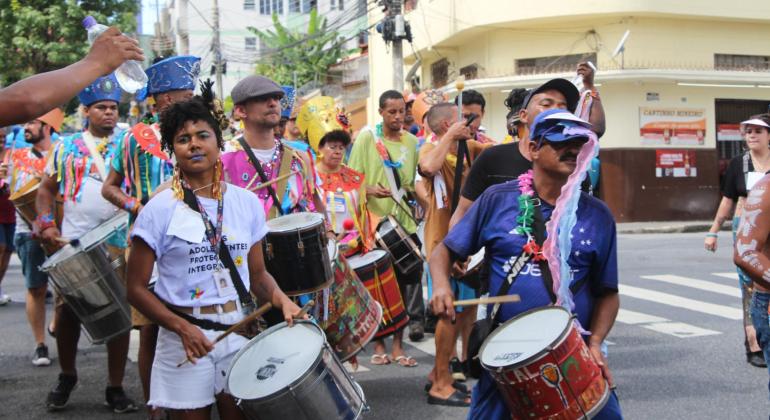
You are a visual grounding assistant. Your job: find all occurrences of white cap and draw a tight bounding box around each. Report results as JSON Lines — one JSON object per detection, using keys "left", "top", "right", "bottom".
{"left": 740, "top": 118, "right": 770, "bottom": 129}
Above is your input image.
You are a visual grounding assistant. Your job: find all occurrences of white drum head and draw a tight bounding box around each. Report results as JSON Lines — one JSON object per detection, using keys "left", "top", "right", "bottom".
{"left": 41, "top": 213, "right": 128, "bottom": 270}
{"left": 227, "top": 321, "right": 325, "bottom": 400}
{"left": 267, "top": 212, "right": 324, "bottom": 232}
{"left": 480, "top": 307, "right": 570, "bottom": 369}
{"left": 347, "top": 249, "right": 387, "bottom": 270}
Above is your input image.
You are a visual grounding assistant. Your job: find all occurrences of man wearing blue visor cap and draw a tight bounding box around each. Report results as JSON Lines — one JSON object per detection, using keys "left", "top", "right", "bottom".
{"left": 430, "top": 109, "right": 622, "bottom": 419}
{"left": 100, "top": 55, "right": 200, "bottom": 419}
{"left": 37, "top": 73, "right": 139, "bottom": 414}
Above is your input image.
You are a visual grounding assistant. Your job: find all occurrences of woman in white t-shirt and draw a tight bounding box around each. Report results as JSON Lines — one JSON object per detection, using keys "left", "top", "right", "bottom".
{"left": 127, "top": 89, "right": 303, "bottom": 417}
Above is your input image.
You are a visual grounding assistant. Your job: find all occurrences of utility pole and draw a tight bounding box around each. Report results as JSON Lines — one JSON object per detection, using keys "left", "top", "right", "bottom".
{"left": 212, "top": 0, "right": 224, "bottom": 99}
{"left": 390, "top": 0, "right": 404, "bottom": 91}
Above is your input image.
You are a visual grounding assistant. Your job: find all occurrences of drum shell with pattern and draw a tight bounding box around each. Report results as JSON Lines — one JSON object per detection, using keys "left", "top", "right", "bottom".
{"left": 317, "top": 253, "right": 383, "bottom": 362}
{"left": 480, "top": 306, "right": 610, "bottom": 420}
{"left": 347, "top": 250, "right": 408, "bottom": 340}
{"left": 226, "top": 321, "right": 366, "bottom": 420}
{"left": 264, "top": 212, "right": 333, "bottom": 296}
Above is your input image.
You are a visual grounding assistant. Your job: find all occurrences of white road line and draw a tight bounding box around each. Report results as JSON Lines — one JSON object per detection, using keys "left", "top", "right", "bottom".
{"left": 616, "top": 309, "right": 721, "bottom": 338}
{"left": 620, "top": 285, "right": 743, "bottom": 320}
{"left": 641, "top": 274, "right": 741, "bottom": 298}
{"left": 712, "top": 272, "right": 739, "bottom": 281}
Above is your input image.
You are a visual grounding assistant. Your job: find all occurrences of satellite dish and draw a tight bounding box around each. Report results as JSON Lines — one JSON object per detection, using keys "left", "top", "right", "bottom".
{"left": 612, "top": 30, "right": 631, "bottom": 58}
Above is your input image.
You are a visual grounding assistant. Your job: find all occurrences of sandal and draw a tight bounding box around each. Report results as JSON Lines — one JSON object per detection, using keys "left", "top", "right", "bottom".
{"left": 424, "top": 381, "right": 469, "bottom": 394}
{"left": 393, "top": 355, "right": 418, "bottom": 367}
{"left": 47, "top": 325, "right": 56, "bottom": 338}
{"left": 370, "top": 353, "right": 391, "bottom": 365}
{"left": 427, "top": 389, "right": 471, "bottom": 407}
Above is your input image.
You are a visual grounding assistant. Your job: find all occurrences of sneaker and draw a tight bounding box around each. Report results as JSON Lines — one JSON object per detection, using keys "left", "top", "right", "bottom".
{"left": 104, "top": 386, "right": 138, "bottom": 414}
{"left": 748, "top": 351, "right": 767, "bottom": 368}
{"left": 46, "top": 373, "right": 77, "bottom": 411}
{"left": 32, "top": 344, "right": 51, "bottom": 367}
{"left": 450, "top": 357, "right": 466, "bottom": 382}
{"left": 0, "top": 294, "right": 10, "bottom": 305}
{"left": 408, "top": 323, "right": 425, "bottom": 342}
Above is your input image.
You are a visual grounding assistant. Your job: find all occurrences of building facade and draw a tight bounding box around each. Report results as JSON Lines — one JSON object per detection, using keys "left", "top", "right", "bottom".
{"left": 163, "top": 0, "right": 369, "bottom": 97}
{"left": 367, "top": 0, "right": 770, "bottom": 222}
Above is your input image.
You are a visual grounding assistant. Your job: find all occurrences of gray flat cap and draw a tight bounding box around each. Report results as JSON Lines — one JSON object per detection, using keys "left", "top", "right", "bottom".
{"left": 231, "top": 75, "right": 284, "bottom": 104}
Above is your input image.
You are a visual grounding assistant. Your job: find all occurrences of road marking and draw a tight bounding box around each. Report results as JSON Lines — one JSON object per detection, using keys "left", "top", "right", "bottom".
{"left": 620, "top": 285, "right": 743, "bottom": 320}
{"left": 616, "top": 309, "right": 721, "bottom": 338}
{"left": 641, "top": 274, "right": 741, "bottom": 298}
{"left": 712, "top": 272, "right": 739, "bottom": 281}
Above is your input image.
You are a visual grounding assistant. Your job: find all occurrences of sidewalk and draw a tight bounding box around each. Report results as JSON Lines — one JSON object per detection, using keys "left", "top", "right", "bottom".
{"left": 617, "top": 220, "right": 727, "bottom": 234}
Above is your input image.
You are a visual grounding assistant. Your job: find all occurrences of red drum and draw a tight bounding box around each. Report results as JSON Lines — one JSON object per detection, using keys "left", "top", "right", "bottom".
{"left": 347, "top": 250, "right": 408, "bottom": 340}
{"left": 480, "top": 306, "right": 609, "bottom": 419}
{"left": 317, "top": 248, "right": 383, "bottom": 362}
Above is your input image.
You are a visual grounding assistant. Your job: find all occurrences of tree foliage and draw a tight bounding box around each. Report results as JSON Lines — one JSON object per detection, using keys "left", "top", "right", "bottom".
{"left": 248, "top": 8, "right": 353, "bottom": 87}
{"left": 0, "top": 0, "right": 138, "bottom": 86}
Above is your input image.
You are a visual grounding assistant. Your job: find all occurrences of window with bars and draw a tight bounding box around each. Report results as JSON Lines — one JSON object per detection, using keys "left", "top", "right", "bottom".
{"left": 330, "top": 0, "right": 344, "bottom": 10}
{"left": 272, "top": 0, "right": 283, "bottom": 14}
{"left": 431, "top": 58, "right": 449, "bottom": 88}
{"left": 245, "top": 37, "right": 257, "bottom": 51}
{"left": 715, "top": 54, "right": 770, "bottom": 71}
{"left": 459, "top": 63, "right": 478, "bottom": 80}
{"left": 516, "top": 53, "right": 596, "bottom": 75}
{"left": 289, "top": 0, "right": 300, "bottom": 12}
{"left": 244, "top": 0, "right": 256, "bottom": 10}
{"left": 259, "top": 0, "right": 270, "bottom": 14}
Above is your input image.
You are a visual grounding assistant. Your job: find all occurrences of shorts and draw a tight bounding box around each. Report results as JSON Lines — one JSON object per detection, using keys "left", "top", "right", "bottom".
{"left": 149, "top": 310, "right": 248, "bottom": 410}
{"left": 427, "top": 272, "right": 477, "bottom": 313}
{"left": 14, "top": 233, "right": 47, "bottom": 289}
{"left": 0, "top": 223, "right": 16, "bottom": 251}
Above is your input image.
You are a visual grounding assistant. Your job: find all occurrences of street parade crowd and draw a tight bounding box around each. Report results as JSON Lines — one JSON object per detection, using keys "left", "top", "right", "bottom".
{"left": 1, "top": 23, "right": 770, "bottom": 420}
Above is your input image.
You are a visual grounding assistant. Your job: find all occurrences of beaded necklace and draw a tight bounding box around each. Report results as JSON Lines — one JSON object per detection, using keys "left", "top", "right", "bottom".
{"left": 512, "top": 170, "right": 545, "bottom": 261}
{"left": 245, "top": 138, "right": 282, "bottom": 200}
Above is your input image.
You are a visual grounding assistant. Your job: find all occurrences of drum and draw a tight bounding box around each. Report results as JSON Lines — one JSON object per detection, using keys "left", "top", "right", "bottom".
{"left": 264, "top": 212, "right": 333, "bottom": 296}
{"left": 226, "top": 320, "right": 367, "bottom": 420}
{"left": 10, "top": 178, "right": 64, "bottom": 253}
{"left": 40, "top": 214, "right": 131, "bottom": 345}
{"left": 317, "top": 244, "right": 382, "bottom": 362}
{"left": 347, "top": 250, "right": 408, "bottom": 340}
{"left": 374, "top": 216, "right": 423, "bottom": 276}
{"left": 479, "top": 306, "right": 610, "bottom": 419}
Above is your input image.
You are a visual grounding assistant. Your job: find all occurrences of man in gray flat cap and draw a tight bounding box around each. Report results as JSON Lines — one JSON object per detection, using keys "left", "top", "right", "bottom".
{"left": 221, "top": 75, "right": 323, "bottom": 219}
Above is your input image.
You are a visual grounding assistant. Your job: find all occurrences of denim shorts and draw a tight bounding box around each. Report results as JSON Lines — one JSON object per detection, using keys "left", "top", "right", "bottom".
{"left": 14, "top": 233, "right": 47, "bottom": 289}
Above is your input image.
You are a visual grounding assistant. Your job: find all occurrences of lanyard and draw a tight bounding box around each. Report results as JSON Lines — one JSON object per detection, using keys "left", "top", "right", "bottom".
{"left": 182, "top": 179, "right": 224, "bottom": 262}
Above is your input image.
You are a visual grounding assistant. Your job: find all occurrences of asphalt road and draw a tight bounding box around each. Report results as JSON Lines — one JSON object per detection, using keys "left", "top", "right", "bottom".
{"left": 0, "top": 231, "right": 768, "bottom": 419}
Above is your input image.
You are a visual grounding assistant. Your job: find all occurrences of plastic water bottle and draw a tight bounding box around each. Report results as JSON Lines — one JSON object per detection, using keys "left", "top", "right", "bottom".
{"left": 82, "top": 16, "right": 147, "bottom": 93}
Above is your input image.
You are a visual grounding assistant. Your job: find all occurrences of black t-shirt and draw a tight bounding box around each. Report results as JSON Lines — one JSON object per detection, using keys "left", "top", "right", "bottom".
{"left": 461, "top": 142, "right": 532, "bottom": 201}
{"left": 722, "top": 153, "right": 754, "bottom": 200}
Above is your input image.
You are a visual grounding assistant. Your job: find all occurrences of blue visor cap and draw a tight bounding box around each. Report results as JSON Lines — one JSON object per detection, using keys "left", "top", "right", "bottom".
{"left": 78, "top": 73, "right": 122, "bottom": 106}
{"left": 531, "top": 109, "right": 593, "bottom": 147}
{"left": 145, "top": 55, "right": 201, "bottom": 96}
{"left": 281, "top": 86, "right": 296, "bottom": 118}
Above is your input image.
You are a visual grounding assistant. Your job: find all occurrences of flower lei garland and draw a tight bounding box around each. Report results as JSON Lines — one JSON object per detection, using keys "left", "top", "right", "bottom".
{"left": 513, "top": 170, "right": 546, "bottom": 261}
{"left": 374, "top": 123, "right": 402, "bottom": 169}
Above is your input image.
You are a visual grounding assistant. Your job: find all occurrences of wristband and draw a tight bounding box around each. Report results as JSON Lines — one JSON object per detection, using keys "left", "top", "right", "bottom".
{"left": 705, "top": 233, "right": 718, "bottom": 238}
{"left": 123, "top": 197, "right": 140, "bottom": 213}
{"left": 35, "top": 212, "right": 56, "bottom": 232}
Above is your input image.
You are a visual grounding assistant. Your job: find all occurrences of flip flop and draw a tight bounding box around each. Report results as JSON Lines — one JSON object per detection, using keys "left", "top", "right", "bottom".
{"left": 427, "top": 389, "right": 471, "bottom": 407}
{"left": 370, "top": 353, "right": 391, "bottom": 365}
{"left": 424, "top": 381, "right": 469, "bottom": 394}
{"left": 393, "top": 355, "right": 418, "bottom": 367}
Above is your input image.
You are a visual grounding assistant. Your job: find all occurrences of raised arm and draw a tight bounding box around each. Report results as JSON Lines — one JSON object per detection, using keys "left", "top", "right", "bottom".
{"left": 0, "top": 27, "right": 144, "bottom": 126}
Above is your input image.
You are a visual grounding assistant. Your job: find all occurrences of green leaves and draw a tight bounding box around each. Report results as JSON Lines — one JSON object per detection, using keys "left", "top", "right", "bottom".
{"left": 0, "top": 0, "right": 137, "bottom": 85}
{"left": 247, "top": 8, "right": 354, "bottom": 87}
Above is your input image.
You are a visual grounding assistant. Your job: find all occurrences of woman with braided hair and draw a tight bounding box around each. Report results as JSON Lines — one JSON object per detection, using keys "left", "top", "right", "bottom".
{"left": 126, "top": 86, "right": 303, "bottom": 417}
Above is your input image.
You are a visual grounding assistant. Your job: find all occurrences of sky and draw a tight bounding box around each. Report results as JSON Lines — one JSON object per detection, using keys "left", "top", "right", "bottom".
{"left": 140, "top": 0, "right": 161, "bottom": 35}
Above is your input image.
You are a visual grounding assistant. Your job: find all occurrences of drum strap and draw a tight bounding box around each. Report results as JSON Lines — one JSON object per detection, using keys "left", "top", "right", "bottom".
{"left": 237, "top": 136, "right": 285, "bottom": 217}
{"left": 182, "top": 187, "right": 256, "bottom": 314}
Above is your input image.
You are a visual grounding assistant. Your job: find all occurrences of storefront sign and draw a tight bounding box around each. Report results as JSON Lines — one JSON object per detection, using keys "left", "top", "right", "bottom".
{"left": 716, "top": 124, "right": 742, "bottom": 142}
{"left": 655, "top": 149, "right": 697, "bottom": 178}
{"left": 640, "top": 107, "right": 706, "bottom": 146}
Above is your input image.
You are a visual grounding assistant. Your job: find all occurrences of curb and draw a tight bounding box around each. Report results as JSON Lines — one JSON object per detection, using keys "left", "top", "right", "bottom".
{"left": 618, "top": 222, "right": 730, "bottom": 235}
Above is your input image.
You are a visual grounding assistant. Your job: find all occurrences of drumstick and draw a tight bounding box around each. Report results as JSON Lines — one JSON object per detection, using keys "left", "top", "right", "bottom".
{"left": 177, "top": 302, "right": 273, "bottom": 368}
{"left": 453, "top": 294, "right": 521, "bottom": 307}
{"left": 176, "top": 299, "right": 315, "bottom": 368}
{"left": 245, "top": 170, "right": 300, "bottom": 191}
{"left": 377, "top": 183, "right": 420, "bottom": 226}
